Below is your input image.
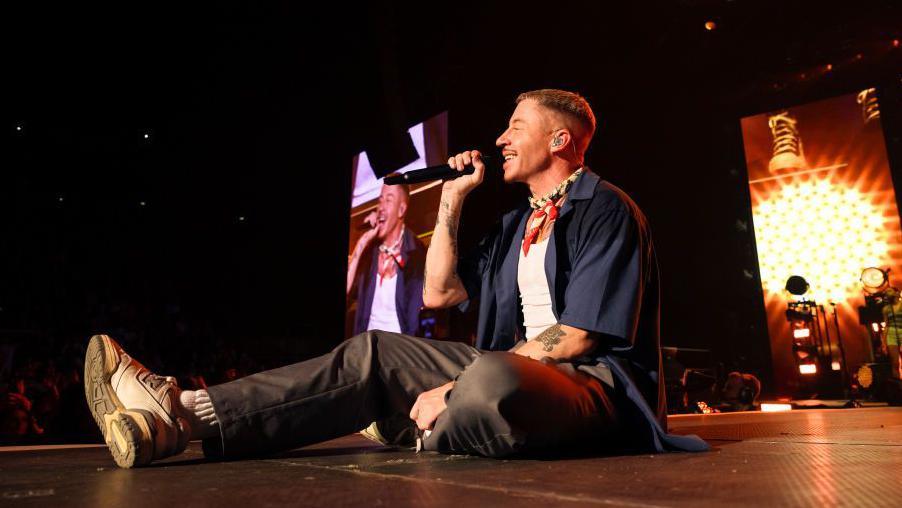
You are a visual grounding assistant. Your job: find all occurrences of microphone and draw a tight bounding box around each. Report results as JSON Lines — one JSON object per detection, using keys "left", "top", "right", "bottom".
{"left": 384, "top": 156, "right": 492, "bottom": 185}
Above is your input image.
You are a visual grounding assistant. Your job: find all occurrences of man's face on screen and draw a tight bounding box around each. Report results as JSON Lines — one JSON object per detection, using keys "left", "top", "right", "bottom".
{"left": 496, "top": 99, "right": 554, "bottom": 184}
{"left": 376, "top": 184, "right": 407, "bottom": 240}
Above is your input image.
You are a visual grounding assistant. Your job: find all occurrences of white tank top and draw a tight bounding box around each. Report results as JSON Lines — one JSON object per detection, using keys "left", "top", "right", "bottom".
{"left": 517, "top": 239, "right": 557, "bottom": 339}
{"left": 366, "top": 273, "right": 402, "bottom": 333}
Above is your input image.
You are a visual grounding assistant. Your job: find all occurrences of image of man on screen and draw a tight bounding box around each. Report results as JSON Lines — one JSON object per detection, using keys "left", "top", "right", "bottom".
{"left": 346, "top": 182, "right": 426, "bottom": 335}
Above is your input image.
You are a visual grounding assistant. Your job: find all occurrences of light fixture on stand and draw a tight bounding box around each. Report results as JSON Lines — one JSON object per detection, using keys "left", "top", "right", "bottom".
{"left": 784, "top": 276, "right": 827, "bottom": 394}
{"left": 861, "top": 266, "right": 889, "bottom": 293}
{"left": 856, "top": 267, "right": 897, "bottom": 400}
{"left": 827, "top": 299, "right": 853, "bottom": 401}
{"left": 859, "top": 267, "right": 891, "bottom": 362}
{"left": 784, "top": 275, "right": 853, "bottom": 400}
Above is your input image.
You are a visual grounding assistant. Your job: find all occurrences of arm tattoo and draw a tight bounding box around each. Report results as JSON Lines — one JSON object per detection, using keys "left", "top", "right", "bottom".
{"left": 422, "top": 265, "right": 428, "bottom": 297}
{"left": 535, "top": 324, "right": 565, "bottom": 352}
{"left": 437, "top": 199, "right": 459, "bottom": 246}
{"left": 436, "top": 198, "right": 460, "bottom": 280}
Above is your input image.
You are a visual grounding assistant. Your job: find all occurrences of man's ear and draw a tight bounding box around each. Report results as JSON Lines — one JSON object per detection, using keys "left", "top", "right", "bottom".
{"left": 550, "top": 129, "right": 572, "bottom": 155}
{"left": 398, "top": 200, "right": 408, "bottom": 219}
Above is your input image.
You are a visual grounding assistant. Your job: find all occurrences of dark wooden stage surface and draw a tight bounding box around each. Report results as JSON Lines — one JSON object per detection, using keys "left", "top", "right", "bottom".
{"left": 2, "top": 407, "right": 900, "bottom": 507}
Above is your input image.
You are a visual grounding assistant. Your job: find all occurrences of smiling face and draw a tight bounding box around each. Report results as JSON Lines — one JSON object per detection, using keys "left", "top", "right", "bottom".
{"left": 495, "top": 99, "right": 556, "bottom": 185}
{"left": 376, "top": 184, "right": 408, "bottom": 241}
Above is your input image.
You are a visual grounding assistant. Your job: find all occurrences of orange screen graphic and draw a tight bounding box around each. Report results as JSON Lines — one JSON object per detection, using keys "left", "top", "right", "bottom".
{"left": 741, "top": 90, "right": 901, "bottom": 395}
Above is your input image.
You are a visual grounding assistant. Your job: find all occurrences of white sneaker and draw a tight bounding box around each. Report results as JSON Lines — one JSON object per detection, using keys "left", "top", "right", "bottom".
{"left": 84, "top": 335, "right": 191, "bottom": 468}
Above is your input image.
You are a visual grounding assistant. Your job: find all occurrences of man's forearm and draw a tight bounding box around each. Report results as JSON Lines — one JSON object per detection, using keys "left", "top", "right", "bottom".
{"left": 346, "top": 238, "right": 369, "bottom": 295}
{"left": 512, "top": 323, "right": 598, "bottom": 361}
{"left": 423, "top": 190, "right": 468, "bottom": 308}
{"left": 346, "top": 252, "right": 361, "bottom": 295}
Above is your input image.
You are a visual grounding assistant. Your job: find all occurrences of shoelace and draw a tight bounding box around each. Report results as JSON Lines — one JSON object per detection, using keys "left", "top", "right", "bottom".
{"left": 768, "top": 113, "right": 803, "bottom": 159}
{"left": 143, "top": 372, "right": 177, "bottom": 391}
{"left": 857, "top": 88, "right": 880, "bottom": 124}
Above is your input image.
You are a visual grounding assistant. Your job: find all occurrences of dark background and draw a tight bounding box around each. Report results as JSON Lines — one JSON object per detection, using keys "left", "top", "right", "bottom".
{"left": 2, "top": 1, "right": 901, "bottom": 439}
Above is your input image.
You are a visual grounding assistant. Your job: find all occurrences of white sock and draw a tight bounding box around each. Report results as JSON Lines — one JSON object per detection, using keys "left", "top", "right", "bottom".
{"left": 178, "top": 389, "right": 219, "bottom": 440}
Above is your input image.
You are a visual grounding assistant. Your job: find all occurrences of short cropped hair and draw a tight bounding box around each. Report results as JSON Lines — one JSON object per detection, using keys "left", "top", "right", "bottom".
{"left": 381, "top": 175, "right": 410, "bottom": 201}
{"left": 516, "top": 89, "right": 596, "bottom": 152}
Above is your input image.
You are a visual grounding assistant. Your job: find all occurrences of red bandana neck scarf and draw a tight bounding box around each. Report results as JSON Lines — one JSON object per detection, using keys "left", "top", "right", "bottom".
{"left": 377, "top": 227, "right": 405, "bottom": 285}
{"left": 522, "top": 197, "right": 563, "bottom": 255}
{"left": 522, "top": 168, "right": 583, "bottom": 256}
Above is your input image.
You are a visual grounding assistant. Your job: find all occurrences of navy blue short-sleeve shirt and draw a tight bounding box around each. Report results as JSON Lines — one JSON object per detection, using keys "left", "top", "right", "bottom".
{"left": 457, "top": 169, "right": 707, "bottom": 452}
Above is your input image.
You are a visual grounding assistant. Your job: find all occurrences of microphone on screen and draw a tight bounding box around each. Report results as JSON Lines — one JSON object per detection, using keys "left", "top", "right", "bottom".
{"left": 355, "top": 221, "right": 377, "bottom": 232}
{"left": 383, "top": 155, "right": 493, "bottom": 185}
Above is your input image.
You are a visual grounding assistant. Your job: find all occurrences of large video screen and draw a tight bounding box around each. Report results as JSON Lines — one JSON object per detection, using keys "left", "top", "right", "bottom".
{"left": 741, "top": 89, "right": 902, "bottom": 396}
{"left": 345, "top": 112, "right": 448, "bottom": 339}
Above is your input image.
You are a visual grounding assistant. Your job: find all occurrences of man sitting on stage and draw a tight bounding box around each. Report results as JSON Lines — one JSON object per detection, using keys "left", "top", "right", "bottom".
{"left": 84, "top": 89, "right": 706, "bottom": 468}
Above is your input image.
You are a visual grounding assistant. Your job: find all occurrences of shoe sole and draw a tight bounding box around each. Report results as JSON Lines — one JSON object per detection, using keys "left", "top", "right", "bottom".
{"left": 84, "top": 335, "right": 155, "bottom": 468}
{"left": 359, "top": 422, "right": 389, "bottom": 446}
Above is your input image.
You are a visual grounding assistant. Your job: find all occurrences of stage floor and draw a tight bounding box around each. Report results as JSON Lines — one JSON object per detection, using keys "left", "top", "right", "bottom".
{"left": 2, "top": 407, "right": 900, "bottom": 507}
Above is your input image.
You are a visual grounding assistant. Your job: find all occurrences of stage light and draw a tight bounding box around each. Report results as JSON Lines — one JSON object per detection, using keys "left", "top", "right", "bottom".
{"left": 238, "top": 216, "right": 246, "bottom": 222}
{"left": 139, "top": 201, "right": 146, "bottom": 207}
{"left": 16, "top": 124, "right": 23, "bottom": 131}
{"left": 831, "top": 361, "right": 842, "bottom": 371}
{"left": 792, "top": 328, "right": 810, "bottom": 339}
{"left": 825, "top": 64, "right": 833, "bottom": 71}
{"left": 785, "top": 275, "right": 809, "bottom": 296}
{"left": 893, "top": 39, "right": 899, "bottom": 48}
{"left": 799, "top": 363, "right": 817, "bottom": 375}
{"left": 760, "top": 403, "right": 792, "bottom": 412}
{"left": 704, "top": 21, "right": 716, "bottom": 31}
{"left": 861, "top": 267, "right": 889, "bottom": 293}
{"left": 794, "top": 348, "right": 811, "bottom": 361}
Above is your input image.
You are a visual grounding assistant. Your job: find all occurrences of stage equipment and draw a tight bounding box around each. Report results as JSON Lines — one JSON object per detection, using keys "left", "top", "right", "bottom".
{"left": 662, "top": 347, "right": 716, "bottom": 414}
{"left": 853, "top": 363, "right": 893, "bottom": 401}
{"left": 384, "top": 156, "right": 493, "bottom": 185}
{"left": 785, "top": 275, "right": 809, "bottom": 296}
{"left": 718, "top": 371, "right": 761, "bottom": 412}
{"left": 858, "top": 268, "right": 893, "bottom": 363}
{"left": 860, "top": 266, "right": 889, "bottom": 294}
{"left": 829, "top": 301, "right": 852, "bottom": 397}
{"left": 784, "top": 275, "right": 845, "bottom": 397}
{"left": 695, "top": 401, "right": 715, "bottom": 414}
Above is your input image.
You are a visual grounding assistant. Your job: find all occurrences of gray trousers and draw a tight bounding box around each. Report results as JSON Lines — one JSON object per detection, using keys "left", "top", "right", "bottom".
{"left": 204, "top": 331, "right": 620, "bottom": 458}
